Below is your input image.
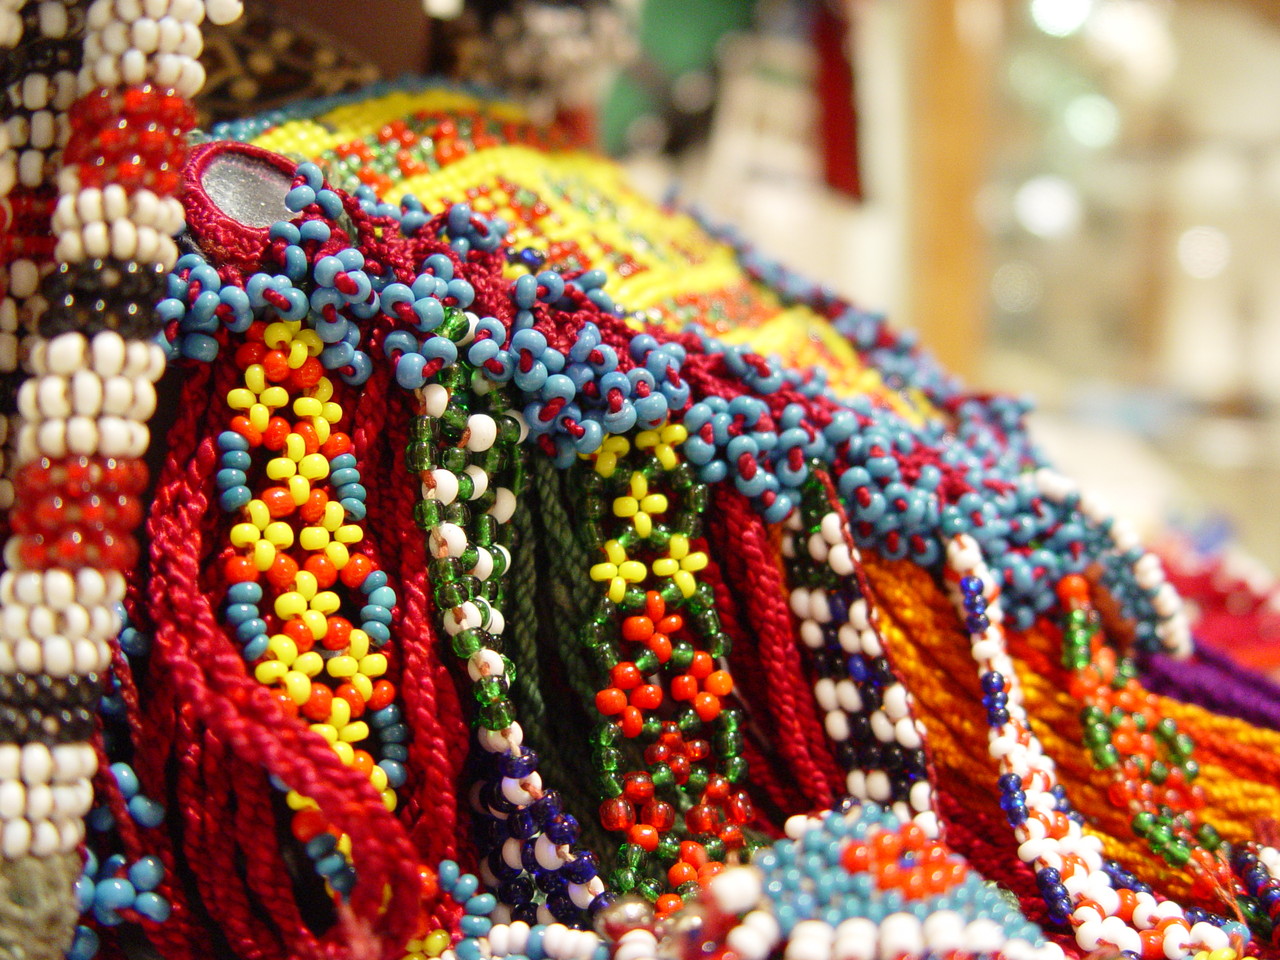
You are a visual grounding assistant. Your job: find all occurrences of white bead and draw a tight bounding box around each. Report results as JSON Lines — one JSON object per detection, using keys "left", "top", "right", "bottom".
{"left": 909, "top": 779, "right": 932, "bottom": 812}
{"left": 1188, "top": 922, "right": 1226, "bottom": 951}
{"left": 806, "top": 533, "right": 829, "bottom": 564}
{"left": 466, "top": 649, "right": 505, "bottom": 682}
{"left": 727, "top": 925, "right": 772, "bottom": 960}
{"left": 464, "top": 464, "right": 488, "bottom": 500}
{"left": 798, "top": 619, "right": 823, "bottom": 649}
{"left": 946, "top": 534, "right": 981, "bottom": 572}
{"left": 858, "top": 628, "right": 882, "bottom": 657}
{"left": 881, "top": 683, "right": 909, "bottom": 721}
{"left": 878, "top": 913, "right": 924, "bottom": 960}
{"left": 0, "top": 781, "right": 24, "bottom": 819}
{"left": 205, "top": 0, "right": 244, "bottom": 25}
{"left": 424, "top": 469, "right": 458, "bottom": 506}
{"left": 465, "top": 413, "right": 497, "bottom": 451}
{"left": 534, "top": 834, "right": 562, "bottom": 870}
{"left": 489, "top": 487, "right": 516, "bottom": 523}
{"left": 832, "top": 918, "right": 876, "bottom": 960}
{"left": 431, "top": 521, "right": 467, "bottom": 558}
{"left": 823, "top": 711, "right": 849, "bottom": 742}
{"left": 813, "top": 678, "right": 837, "bottom": 711}
{"left": 0, "top": 746, "right": 18, "bottom": 780}
{"left": 1161, "top": 925, "right": 1191, "bottom": 960}
{"left": 827, "top": 543, "right": 854, "bottom": 576}
{"left": 836, "top": 624, "right": 858, "bottom": 653}
{"left": 707, "top": 865, "right": 762, "bottom": 915}
{"left": 895, "top": 718, "right": 922, "bottom": 748}
{"left": 809, "top": 589, "right": 830, "bottom": 623}
{"left": 820, "top": 512, "right": 843, "bottom": 545}
{"left": 71, "top": 370, "right": 104, "bottom": 416}
{"left": 20, "top": 743, "right": 52, "bottom": 784}
{"left": 869, "top": 710, "right": 894, "bottom": 743}
{"left": 835, "top": 679, "right": 862, "bottom": 713}
{"left": 501, "top": 771, "right": 541, "bottom": 807}
{"left": 865, "top": 769, "right": 890, "bottom": 801}
{"left": 1, "top": 818, "right": 31, "bottom": 858}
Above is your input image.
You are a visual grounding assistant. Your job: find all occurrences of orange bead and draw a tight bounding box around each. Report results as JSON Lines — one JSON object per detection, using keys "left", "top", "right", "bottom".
{"left": 693, "top": 692, "right": 721, "bottom": 722}
{"left": 262, "top": 350, "right": 290, "bottom": 382}
{"left": 630, "top": 684, "right": 663, "bottom": 711}
{"left": 320, "top": 432, "right": 352, "bottom": 458}
{"left": 283, "top": 618, "right": 315, "bottom": 652}
{"left": 619, "top": 706, "right": 644, "bottom": 739}
{"left": 271, "top": 689, "right": 299, "bottom": 718}
{"left": 262, "top": 486, "right": 295, "bottom": 518}
{"left": 230, "top": 415, "right": 263, "bottom": 446}
{"left": 294, "top": 421, "right": 320, "bottom": 454}
{"left": 267, "top": 554, "right": 299, "bottom": 591}
{"left": 262, "top": 416, "right": 291, "bottom": 451}
{"left": 291, "top": 808, "right": 328, "bottom": 842}
{"left": 336, "top": 683, "right": 366, "bottom": 718}
{"left": 648, "top": 635, "right": 672, "bottom": 663}
{"left": 704, "top": 670, "right": 733, "bottom": 697}
{"left": 610, "top": 662, "right": 641, "bottom": 690}
{"left": 697, "top": 862, "right": 724, "bottom": 883}
{"left": 595, "top": 688, "right": 627, "bottom": 716}
{"left": 303, "top": 685, "right": 334, "bottom": 722}
{"left": 671, "top": 675, "right": 697, "bottom": 702}
{"left": 1056, "top": 574, "right": 1090, "bottom": 606}
{"left": 304, "top": 555, "right": 338, "bottom": 588}
{"left": 667, "top": 861, "right": 697, "bottom": 886}
{"left": 322, "top": 616, "right": 353, "bottom": 651}
{"left": 351, "top": 750, "right": 375, "bottom": 776}
{"left": 627, "top": 824, "right": 659, "bottom": 852}
{"left": 368, "top": 679, "right": 397, "bottom": 711}
{"left": 654, "top": 894, "right": 682, "bottom": 918}
{"left": 301, "top": 489, "right": 330, "bottom": 524}
{"left": 340, "top": 553, "right": 373, "bottom": 588}
{"left": 689, "top": 651, "right": 713, "bottom": 679}
{"left": 680, "top": 841, "right": 709, "bottom": 867}
{"left": 224, "top": 555, "right": 257, "bottom": 583}
{"left": 621, "top": 616, "right": 653, "bottom": 643}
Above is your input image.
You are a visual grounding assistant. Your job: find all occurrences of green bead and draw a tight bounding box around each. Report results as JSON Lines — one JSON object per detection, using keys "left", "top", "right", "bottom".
{"left": 442, "top": 502, "right": 469, "bottom": 525}
{"left": 455, "top": 473, "right": 475, "bottom": 501}
{"left": 634, "top": 650, "right": 658, "bottom": 673}
{"left": 596, "top": 747, "right": 621, "bottom": 773}
{"left": 650, "top": 763, "right": 673, "bottom": 787}
{"left": 708, "top": 632, "right": 731, "bottom": 657}
{"left": 608, "top": 868, "right": 637, "bottom": 892}
{"left": 478, "top": 697, "right": 513, "bottom": 729}
{"left": 410, "top": 416, "right": 435, "bottom": 441}
{"left": 1148, "top": 824, "right": 1172, "bottom": 846}
{"left": 703, "top": 838, "right": 725, "bottom": 860}
{"left": 441, "top": 447, "right": 467, "bottom": 472}
{"left": 1183, "top": 759, "right": 1200, "bottom": 781}
{"left": 459, "top": 545, "right": 479, "bottom": 571}
{"left": 676, "top": 708, "right": 699, "bottom": 732}
{"left": 719, "top": 709, "right": 742, "bottom": 732}
{"left": 478, "top": 448, "right": 505, "bottom": 475}
{"left": 438, "top": 582, "right": 468, "bottom": 608}
{"left": 670, "top": 642, "right": 694, "bottom": 670}
{"left": 656, "top": 837, "right": 680, "bottom": 861}
{"left": 474, "top": 677, "right": 506, "bottom": 704}
{"left": 676, "top": 881, "right": 701, "bottom": 901}
{"left": 405, "top": 441, "right": 436, "bottom": 472}
{"left": 598, "top": 773, "right": 623, "bottom": 798}
{"left": 413, "top": 499, "right": 442, "bottom": 530}
{"left": 1131, "top": 811, "right": 1155, "bottom": 836}
{"left": 619, "top": 843, "right": 644, "bottom": 868}
{"left": 1196, "top": 823, "right": 1221, "bottom": 850}
{"left": 723, "top": 755, "right": 748, "bottom": 782}
{"left": 684, "top": 766, "right": 708, "bottom": 795}
{"left": 1155, "top": 717, "right": 1178, "bottom": 741}
{"left": 430, "top": 557, "right": 461, "bottom": 582}
{"left": 450, "top": 628, "right": 484, "bottom": 658}
{"left": 1148, "top": 760, "right": 1168, "bottom": 785}
{"left": 635, "top": 879, "right": 663, "bottom": 903}
{"left": 440, "top": 306, "right": 470, "bottom": 341}
{"left": 641, "top": 716, "right": 661, "bottom": 739}
{"left": 591, "top": 722, "right": 620, "bottom": 747}
{"left": 1066, "top": 609, "right": 1089, "bottom": 627}
{"left": 1172, "top": 733, "right": 1195, "bottom": 759}
{"left": 1091, "top": 744, "right": 1118, "bottom": 769}
{"left": 1165, "top": 840, "right": 1191, "bottom": 867}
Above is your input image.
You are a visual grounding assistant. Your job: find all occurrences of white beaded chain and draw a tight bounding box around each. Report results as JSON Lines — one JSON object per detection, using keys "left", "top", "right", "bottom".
{"left": 945, "top": 532, "right": 1228, "bottom": 959}
{"left": 780, "top": 504, "right": 939, "bottom": 837}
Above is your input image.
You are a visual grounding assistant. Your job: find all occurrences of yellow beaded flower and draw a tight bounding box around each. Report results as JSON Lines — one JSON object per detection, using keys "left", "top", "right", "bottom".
{"left": 590, "top": 539, "right": 647, "bottom": 603}
{"left": 612, "top": 472, "right": 668, "bottom": 539}
{"left": 636, "top": 422, "right": 688, "bottom": 471}
{"left": 652, "top": 533, "right": 708, "bottom": 598}
{"left": 591, "top": 435, "right": 631, "bottom": 478}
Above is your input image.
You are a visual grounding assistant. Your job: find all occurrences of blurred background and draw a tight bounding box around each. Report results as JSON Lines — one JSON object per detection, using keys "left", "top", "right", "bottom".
{"left": 214, "top": 0, "right": 1280, "bottom": 649}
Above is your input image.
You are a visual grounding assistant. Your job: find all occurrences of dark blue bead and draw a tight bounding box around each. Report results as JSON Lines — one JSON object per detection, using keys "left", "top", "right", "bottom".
{"left": 531, "top": 790, "right": 563, "bottom": 824}
{"left": 329, "top": 866, "right": 356, "bottom": 896}
{"left": 563, "top": 850, "right": 598, "bottom": 883}
{"left": 546, "top": 892, "right": 578, "bottom": 923}
{"left": 545, "top": 813, "right": 579, "bottom": 845}
{"left": 499, "top": 750, "right": 539, "bottom": 778}
{"left": 306, "top": 834, "right": 337, "bottom": 859}
{"left": 981, "top": 672, "right": 1005, "bottom": 694}
{"left": 536, "top": 868, "right": 568, "bottom": 896}
{"left": 508, "top": 810, "right": 538, "bottom": 840}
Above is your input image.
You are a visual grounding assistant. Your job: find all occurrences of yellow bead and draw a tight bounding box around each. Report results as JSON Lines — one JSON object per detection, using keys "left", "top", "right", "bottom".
{"left": 263, "top": 322, "right": 292, "bottom": 349}
{"left": 310, "top": 723, "right": 337, "bottom": 743}
{"left": 1208, "top": 951, "right": 1237, "bottom": 960}
{"left": 244, "top": 364, "right": 266, "bottom": 394}
{"left": 368, "top": 765, "right": 388, "bottom": 792}
{"left": 674, "top": 571, "right": 696, "bottom": 598}
{"left": 328, "top": 698, "right": 351, "bottom": 729}
{"left": 263, "top": 521, "right": 294, "bottom": 548}
{"left": 327, "top": 655, "right": 358, "bottom": 678}
{"left": 227, "top": 388, "right": 255, "bottom": 410}
{"left": 424, "top": 930, "right": 451, "bottom": 957}
{"left": 288, "top": 340, "right": 308, "bottom": 369}
{"left": 322, "top": 501, "right": 345, "bottom": 532}
{"left": 347, "top": 629, "right": 369, "bottom": 660}
{"left": 314, "top": 377, "right": 334, "bottom": 402}
{"left": 288, "top": 474, "right": 311, "bottom": 505}
{"left": 294, "top": 652, "right": 323, "bottom": 677}
{"left": 298, "top": 453, "right": 329, "bottom": 481}
{"left": 229, "top": 523, "right": 260, "bottom": 547}
{"left": 651, "top": 558, "right": 677, "bottom": 577}
{"left": 336, "top": 833, "right": 352, "bottom": 857}
{"left": 285, "top": 790, "right": 316, "bottom": 811}
{"left": 249, "top": 403, "right": 269, "bottom": 433}
{"left": 382, "top": 788, "right": 397, "bottom": 812}
{"left": 335, "top": 524, "right": 363, "bottom": 545}
{"left": 254, "top": 660, "right": 288, "bottom": 685}
{"left": 284, "top": 671, "right": 311, "bottom": 705}
{"left": 339, "top": 721, "right": 369, "bottom": 743}
{"left": 293, "top": 570, "right": 317, "bottom": 599}
{"left": 312, "top": 416, "right": 331, "bottom": 444}
{"left": 253, "top": 540, "right": 275, "bottom": 571}
{"left": 294, "top": 397, "right": 322, "bottom": 418}
{"left": 321, "top": 402, "right": 343, "bottom": 424}
{"left": 300, "top": 610, "right": 328, "bottom": 641}
{"left": 295, "top": 329, "right": 323, "bottom": 356}
{"left": 325, "top": 542, "right": 350, "bottom": 569}
{"left": 260, "top": 386, "right": 289, "bottom": 409}
{"left": 311, "top": 591, "right": 341, "bottom": 615}
{"left": 267, "top": 634, "right": 298, "bottom": 665}
{"left": 266, "top": 457, "right": 296, "bottom": 480}
{"left": 274, "top": 592, "right": 306, "bottom": 619}
{"left": 285, "top": 433, "right": 305, "bottom": 462}
{"left": 359, "top": 653, "right": 388, "bottom": 678}
{"left": 299, "top": 526, "right": 329, "bottom": 552}
{"left": 619, "top": 560, "right": 646, "bottom": 582}
{"left": 247, "top": 499, "right": 270, "bottom": 529}
{"left": 332, "top": 741, "right": 355, "bottom": 766}
{"left": 349, "top": 673, "right": 373, "bottom": 701}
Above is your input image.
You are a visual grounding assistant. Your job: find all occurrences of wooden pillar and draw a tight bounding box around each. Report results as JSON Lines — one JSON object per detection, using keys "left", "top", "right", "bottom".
{"left": 902, "top": 0, "right": 1000, "bottom": 382}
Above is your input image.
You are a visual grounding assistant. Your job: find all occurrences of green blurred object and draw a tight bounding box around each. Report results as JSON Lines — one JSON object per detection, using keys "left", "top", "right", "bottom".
{"left": 601, "top": 0, "right": 756, "bottom": 154}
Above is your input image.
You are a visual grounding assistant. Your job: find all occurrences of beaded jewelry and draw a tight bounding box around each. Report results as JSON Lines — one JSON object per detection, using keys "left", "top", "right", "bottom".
{"left": 6, "top": 16, "right": 1280, "bottom": 960}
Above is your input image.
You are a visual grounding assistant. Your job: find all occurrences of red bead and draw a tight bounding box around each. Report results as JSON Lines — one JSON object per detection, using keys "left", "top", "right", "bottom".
{"left": 689, "top": 651, "right": 713, "bottom": 679}
{"left": 335, "top": 683, "right": 366, "bottom": 718}
{"left": 340, "top": 553, "right": 373, "bottom": 588}
{"left": 693, "top": 692, "right": 721, "bottom": 722}
{"left": 630, "top": 684, "right": 663, "bottom": 711}
{"left": 262, "top": 417, "right": 291, "bottom": 451}
{"left": 667, "top": 754, "right": 690, "bottom": 784}
{"left": 291, "top": 808, "right": 328, "bottom": 842}
{"left": 304, "top": 555, "right": 338, "bottom": 588}
{"left": 322, "top": 616, "right": 353, "bottom": 651}
{"left": 622, "top": 772, "right": 654, "bottom": 803}
{"left": 302, "top": 686, "right": 333, "bottom": 722}
{"left": 667, "top": 861, "right": 697, "bottom": 887}
{"left": 595, "top": 688, "right": 626, "bottom": 716}
{"left": 643, "top": 743, "right": 670, "bottom": 766}
{"left": 599, "top": 797, "right": 635, "bottom": 832}
{"left": 671, "top": 675, "right": 697, "bottom": 702}
{"left": 641, "top": 800, "right": 675, "bottom": 831}
{"left": 685, "top": 803, "right": 720, "bottom": 834}
{"left": 619, "top": 706, "right": 644, "bottom": 739}
{"left": 262, "top": 486, "right": 295, "bottom": 518}
{"left": 320, "top": 432, "right": 353, "bottom": 459}
{"left": 267, "top": 554, "right": 299, "bottom": 591}
{"left": 704, "top": 670, "right": 733, "bottom": 697}
{"left": 225, "top": 555, "right": 258, "bottom": 584}
{"left": 610, "top": 662, "right": 641, "bottom": 691}
{"left": 621, "top": 616, "right": 653, "bottom": 643}
{"left": 679, "top": 841, "right": 708, "bottom": 867}
{"left": 703, "top": 774, "right": 730, "bottom": 802}
{"left": 368, "top": 679, "right": 397, "bottom": 711}
{"left": 717, "top": 824, "right": 745, "bottom": 849}
{"left": 627, "top": 824, "right": 659, "bottom": 852}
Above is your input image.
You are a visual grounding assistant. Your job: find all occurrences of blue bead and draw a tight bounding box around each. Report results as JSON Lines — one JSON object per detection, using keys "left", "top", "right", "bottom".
{"left": 315, "top": 853, "right": 346, "bottom": 877}
{"left": 218, "top": 483, "right": 252, "bottom": 512}
{"left": 128, "top": 795, "right": 165, "bottom": 829}
{"left": 456, "top": 938, "right": 483, "bottom": 960}
{"left": 451, "top": 873, "right": 479, "bottom": 902}
{"left": 466, "top": 893, "right": 497, "bottom": 916}
{"left": 460, "top": 916, "right": 492, "bottom": 937}
{"left": 111, "top": 763, "right": 139, "bottom": 798}
{"left": 242, "top": 634, "right": 270, "bottom": 660}
{"left": 360, "top": 570, "right": 388, "bottom": 593}
{"left": 378, "top": 759, "right": 407, "bottom": 789}
{"left": 68, "top": 926, "right": 99, "bottom": 960}
{"left": 94, "top": 877, "right": 136, "bottom": 911}
{"left": 133, "top": 891, "right": 172, "bottom": 922}
{"left": 128, "top": 856, "right": 164, "bottom": 892}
